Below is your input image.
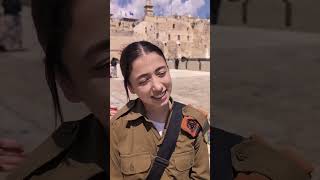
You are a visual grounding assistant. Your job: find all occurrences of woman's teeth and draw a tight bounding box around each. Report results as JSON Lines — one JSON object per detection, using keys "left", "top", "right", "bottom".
{"left": 153, "top": 91, "right": 166, "bottom": 99}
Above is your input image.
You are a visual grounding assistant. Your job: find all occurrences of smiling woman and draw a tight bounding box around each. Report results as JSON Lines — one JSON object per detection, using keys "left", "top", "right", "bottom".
{"left": 110, "top": 41, "right": 210, "bottom": 179}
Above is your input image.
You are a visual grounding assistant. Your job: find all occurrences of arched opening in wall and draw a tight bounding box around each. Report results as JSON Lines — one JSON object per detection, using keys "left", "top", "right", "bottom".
{"left": 168, "top": 34, "right": 171, "bottom": 40}
{"left": 173, "top": 24, "right": 175, "bottom": 29}
{"left": 187, "top": 35, "right": 190, "bottom": 41}
{"left": 156, "top": 33, "right": 159, "bottom": 39}
{"left": 178, "top": 35, "right": 180, "bottom": 40}
{"left": 145, "top": 27, "right": 147, "bottom": 33}
{"left": 118, "top": 22, "right": 121, "bottom": 27}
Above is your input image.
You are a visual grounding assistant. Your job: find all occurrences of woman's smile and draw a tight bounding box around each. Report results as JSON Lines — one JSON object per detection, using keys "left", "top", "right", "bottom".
{"left": 151, "top": 90, "right": 167, "bottom": 101}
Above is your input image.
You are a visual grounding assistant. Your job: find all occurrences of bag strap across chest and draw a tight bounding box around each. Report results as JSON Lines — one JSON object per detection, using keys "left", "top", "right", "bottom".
{"left": 146, "top": 102, "right": 185, "bottom": 180}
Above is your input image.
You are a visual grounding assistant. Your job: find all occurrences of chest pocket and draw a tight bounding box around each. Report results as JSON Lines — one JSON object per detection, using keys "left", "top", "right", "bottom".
{"left": 174, "top": 150, "right": 194, "bottom": 172}
{"left": 120, "top": 153, "right": 151, "bottom": 175}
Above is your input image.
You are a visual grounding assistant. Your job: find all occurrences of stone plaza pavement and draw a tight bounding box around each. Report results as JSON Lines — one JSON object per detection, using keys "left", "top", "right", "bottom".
{"left": 214, "top": 25, "right": 320, "bottom": 174}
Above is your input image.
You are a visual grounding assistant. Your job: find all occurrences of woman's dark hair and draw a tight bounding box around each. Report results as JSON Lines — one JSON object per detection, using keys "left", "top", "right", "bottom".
{"left": 32, "top": 0, "right": 73, "bottom": 126}
{"left": 119, "top": 41, "right": 167, "bottom": 100}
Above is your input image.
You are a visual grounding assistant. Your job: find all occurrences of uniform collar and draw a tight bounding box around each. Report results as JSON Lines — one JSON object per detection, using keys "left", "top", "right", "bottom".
{"left": 6, "top": 114, "right": 104, "bottom": 180}
{"left": 123, "top": 97, "right": 174, "bottom": 122}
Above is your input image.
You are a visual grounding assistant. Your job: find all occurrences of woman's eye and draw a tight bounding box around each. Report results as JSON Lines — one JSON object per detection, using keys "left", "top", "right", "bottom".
{"left": 138, "top": 78, "right": 149, "bottom": 85}
{"left": 157, "top": 71, "right": 166, "bottom": 77}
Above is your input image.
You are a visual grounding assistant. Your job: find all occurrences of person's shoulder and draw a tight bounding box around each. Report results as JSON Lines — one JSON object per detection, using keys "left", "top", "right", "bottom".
{"left": 181, "top": 104, "right": 209, "bottom": 131}
{"left": 110, "top": 99, "right": 139, "bottom": 127}
{"left": 6, "top": 114, "right": 96, "bottom": 180}
{"left": 231, "top": 135, "right": 314, "bottom": 180}
{"left": 179, "top": 103, "right": 211, "bottom": 141}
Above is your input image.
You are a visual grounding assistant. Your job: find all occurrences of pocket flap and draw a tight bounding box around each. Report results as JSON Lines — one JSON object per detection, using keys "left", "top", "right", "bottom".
{"left": 174, "top": 151, "right": 194, "bottom": 172}
{"left": 120, "top": 153, "right": 151, "bottom": 175}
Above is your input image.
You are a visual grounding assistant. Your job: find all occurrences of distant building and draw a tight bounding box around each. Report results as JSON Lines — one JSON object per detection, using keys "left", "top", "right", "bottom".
{"left": 110, "top": 0, "right": 210, "bottom": 60}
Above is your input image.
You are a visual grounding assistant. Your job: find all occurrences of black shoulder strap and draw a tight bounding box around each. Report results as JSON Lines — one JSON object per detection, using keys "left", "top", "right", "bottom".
{"left": 146, "top": 102, "right": 185, "bottom": 180}
{"left": 212, "top": 128, "right": 244, "bottom": 180}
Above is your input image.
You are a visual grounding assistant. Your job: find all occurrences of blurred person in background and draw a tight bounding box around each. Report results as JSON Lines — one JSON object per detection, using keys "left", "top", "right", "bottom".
{"left": 0, "top": 0, "right": 23, "bottom": 51}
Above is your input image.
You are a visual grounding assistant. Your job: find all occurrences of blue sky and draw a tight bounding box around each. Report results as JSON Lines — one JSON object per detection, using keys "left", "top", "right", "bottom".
{"left": 111, "top": 0, "right": 210, "bottom": 19}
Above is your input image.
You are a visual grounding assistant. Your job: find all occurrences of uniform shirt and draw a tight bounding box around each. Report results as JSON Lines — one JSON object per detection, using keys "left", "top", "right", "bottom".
{"left": 6, "top": 114, "right": 107, "bottom": 180}
{"left": 110, "top": 98, "right": 210, "bottom": 180}
{"left": 149, "top": 120, "right": 165, "bottom": 136}
{"left": 212, "top": 128, "right": 313, "bottom": 180}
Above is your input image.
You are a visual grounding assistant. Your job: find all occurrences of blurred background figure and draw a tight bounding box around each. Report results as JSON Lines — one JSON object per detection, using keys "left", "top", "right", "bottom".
{"left": 110, "top": 58, "right": 118, "bottom": 78}
{"left": 0, "top": 0, "right": 23, "bottom": 52}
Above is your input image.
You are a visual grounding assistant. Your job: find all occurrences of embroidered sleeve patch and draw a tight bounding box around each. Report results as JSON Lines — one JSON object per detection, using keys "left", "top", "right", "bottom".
{"left": 181, "top": 116, "right": 201, "bottom": 138}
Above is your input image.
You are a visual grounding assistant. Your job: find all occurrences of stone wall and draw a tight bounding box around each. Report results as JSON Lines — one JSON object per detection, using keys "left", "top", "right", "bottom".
{"left": 110, "top": 14, "right": 210, "bottom": 60}
{"left": 167, "top": 59, "right": 210, "bottom": 72}
{"left": 218, "top": 0, "right": 320, "bottom": 33}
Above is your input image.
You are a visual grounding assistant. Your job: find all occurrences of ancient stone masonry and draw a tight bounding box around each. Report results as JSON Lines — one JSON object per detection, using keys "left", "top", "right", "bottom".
{"left": 110, "top": 0, "right": 210, "bottom": 60}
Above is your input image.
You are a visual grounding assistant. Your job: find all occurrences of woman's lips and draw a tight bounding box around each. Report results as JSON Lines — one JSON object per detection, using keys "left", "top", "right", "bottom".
{"left": 151, "top": 90, "right": 167, "bottom": 100}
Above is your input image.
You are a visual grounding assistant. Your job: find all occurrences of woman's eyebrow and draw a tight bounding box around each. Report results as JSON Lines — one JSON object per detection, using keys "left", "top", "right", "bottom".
{"left": 155, "top": 66, "right": 167, "bottom": 72}
{"left": 84, "top": 39, "right": 109, "bottom": 60}
{"left": 137, "top": 73, "right": 149, "bottom": 80}
{"left": 136, "top": 66, "right": 166, "bottom": 80}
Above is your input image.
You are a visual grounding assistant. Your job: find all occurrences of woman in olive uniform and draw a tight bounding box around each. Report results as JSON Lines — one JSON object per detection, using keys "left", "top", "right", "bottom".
{"left": 110, "top": 41, "right": 210, "bottom": 179}
{"left": 6, "top": 0, "right": 108, "bottom": 179}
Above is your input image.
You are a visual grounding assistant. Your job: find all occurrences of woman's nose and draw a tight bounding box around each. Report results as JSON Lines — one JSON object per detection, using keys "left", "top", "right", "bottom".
{"left": 151, "top": 78, "right": 163, "bottom": 92}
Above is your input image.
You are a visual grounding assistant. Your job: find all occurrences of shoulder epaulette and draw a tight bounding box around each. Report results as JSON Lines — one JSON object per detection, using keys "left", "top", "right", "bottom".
{"left": 181, "top": 105, "right": 210, "bottom": 140}
{"left": 182, "top": 105, "right": 209, "bottom": 132}
{"left": 110, "top": 100, "right": 136, "bottom": 122}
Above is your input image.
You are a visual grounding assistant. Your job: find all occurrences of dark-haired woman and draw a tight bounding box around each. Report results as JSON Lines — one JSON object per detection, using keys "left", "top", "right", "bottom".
{"left": 6, "top": 0, "right": 108, "bottom": 179}
{"left": 110, "top": 41, "right": 210, "bottom": 179}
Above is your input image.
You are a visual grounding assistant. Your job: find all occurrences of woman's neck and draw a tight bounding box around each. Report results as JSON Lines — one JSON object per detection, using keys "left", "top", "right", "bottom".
{"left": 145, "top": 103, "right": 170, "bottom": 123}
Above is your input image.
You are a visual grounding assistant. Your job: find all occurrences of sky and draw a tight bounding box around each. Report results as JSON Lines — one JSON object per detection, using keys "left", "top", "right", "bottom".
{"left": 110, "top": 0, "right": 210, "bottom": 19}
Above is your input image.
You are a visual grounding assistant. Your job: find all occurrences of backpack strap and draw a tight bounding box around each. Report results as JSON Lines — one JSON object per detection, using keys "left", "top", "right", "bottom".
{"left": 146, "top": 102, "right": 185, "bottom": 180}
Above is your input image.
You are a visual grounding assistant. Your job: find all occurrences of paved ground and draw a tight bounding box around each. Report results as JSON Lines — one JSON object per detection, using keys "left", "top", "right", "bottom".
{"left": 213, "top": 25, "right": 320, "bottom": 171}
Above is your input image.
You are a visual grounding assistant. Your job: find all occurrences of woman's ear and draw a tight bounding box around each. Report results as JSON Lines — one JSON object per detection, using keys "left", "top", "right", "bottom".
{"left": 56, "top": 73, "right": 81, "bottom": 103}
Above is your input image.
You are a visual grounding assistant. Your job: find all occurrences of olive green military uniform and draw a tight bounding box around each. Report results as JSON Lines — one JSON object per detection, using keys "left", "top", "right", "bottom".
{"left": 231, "top": 135, "right": 313, "bottom": 180}
{"left": 6, "top": 114, "right": 106, "bottom": 180}
{"left": 110, "top": 98, "right": 210, "bottom": 180}
{"left": 212, "top": 128, "right": 313, "bottom": 180}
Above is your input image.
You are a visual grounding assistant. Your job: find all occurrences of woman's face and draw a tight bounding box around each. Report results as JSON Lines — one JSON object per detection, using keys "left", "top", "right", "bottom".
{"left": 58, "top": 0, "right": 108, "bottom": 125}
{"left": 128, "top": 52, "right": 172, "bottom": 109}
